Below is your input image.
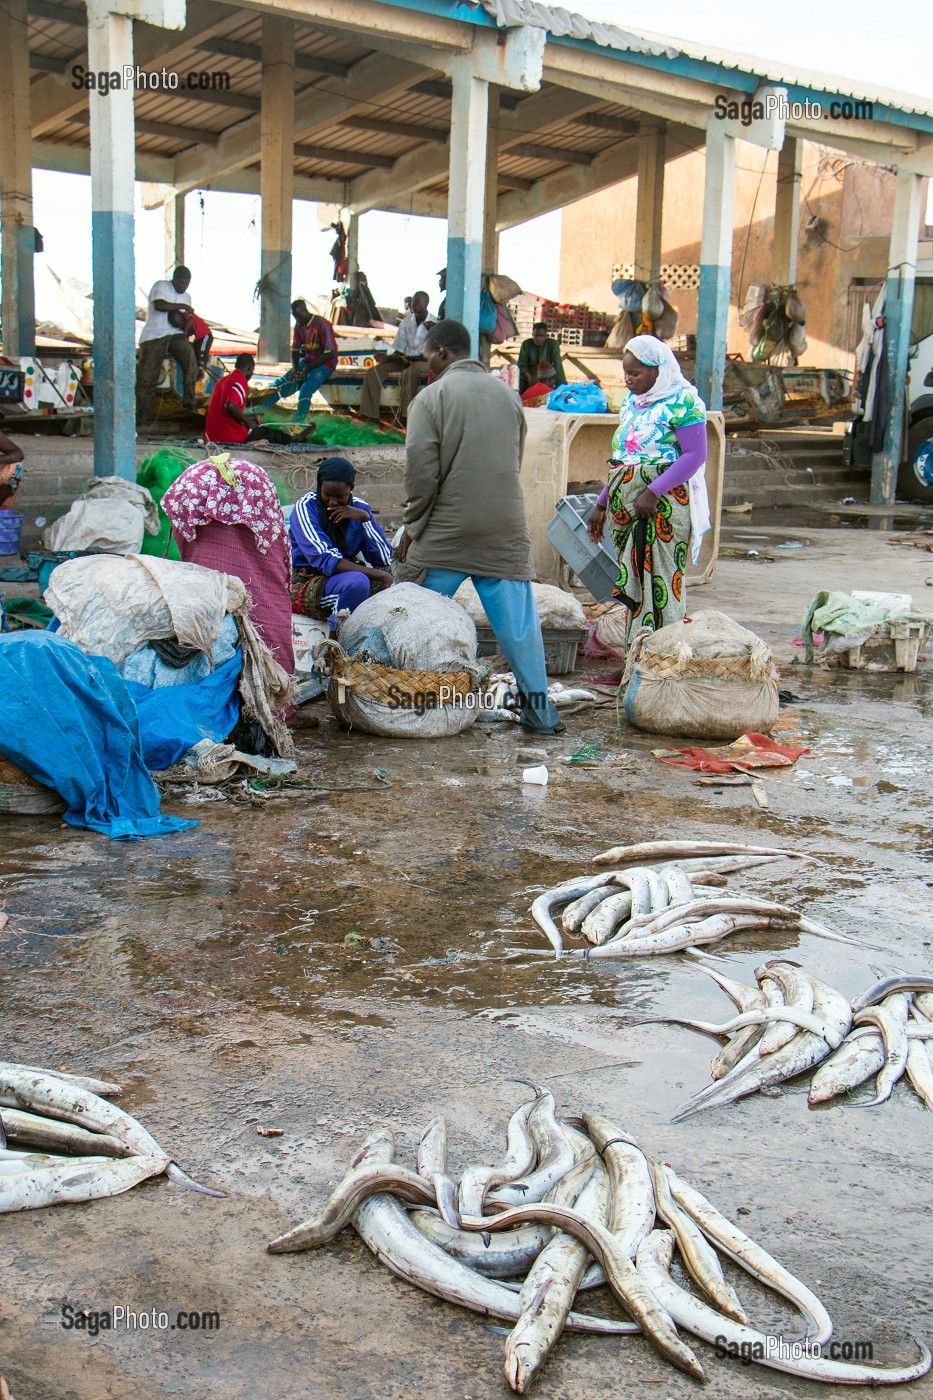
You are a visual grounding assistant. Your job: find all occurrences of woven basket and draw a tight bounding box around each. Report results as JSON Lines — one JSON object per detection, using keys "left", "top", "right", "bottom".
{"left": 321, "top": 646, "right": 477, "bottom": 707}
{"left": 636, "top": 649, "right": 772, "bottom": 683}
{"left": 0, "top": 756, "right": 66, "bottom": 816}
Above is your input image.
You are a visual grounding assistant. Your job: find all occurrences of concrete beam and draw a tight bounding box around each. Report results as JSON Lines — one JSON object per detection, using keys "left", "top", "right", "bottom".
{"left": 31, "top": 0, "right": 230, "bottom": 136}
{"left": 197, "top": 36, "right": 350, "bottom": 79}
{"left": 258, "top": 15, "right": 293, "bottom": 363}
{"left": 496, "top": 124, "right": 703, "bottom": 230}
{"left": 294, "top": 144, "right": 395, "bottom": 170}
{"left": 696, "top": 118, "right": 736, "bottom": 412}
{"left": 34, "top": 139, "right": 173, "bottom": 181}
{"left": 509, "top": 141, "right": 593, "bottom": 166}
{"left": 342, "top": 114, "right": 446, "bottom": 144}
{"left": 350, "top": 85, "right": 601, "bottom": 215}
{"left": 1, "top": 0, "right": 36, "bottom": 356}
{"left": 482, "top": 89, "right": 499, "bottom": 280}
{"left": 30, "top": 51, "right": 68, "bottom": 73}
{"left": 772, "top": 136, "right": 800, "bottom": 286}
{"left": 634, "top": 123, "right": 665, "bottom": 283}
{"left": 171, "top": 50, "right": 426, "bottom": 198}
{"left": 70, "top": 108, "right": 221, "bottom": 146}
{"left": 873, "top": 169, "right": 923, "bottom": 504}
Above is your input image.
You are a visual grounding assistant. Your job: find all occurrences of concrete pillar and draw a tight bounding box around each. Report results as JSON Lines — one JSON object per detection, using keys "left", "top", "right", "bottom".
{"left": 696, "top": 121, "right": 736, "bottom": 412}
{"left": 164, "top": 191, "right": 185, "bottom": 272}
{"left": 446, "top": 57, "right": 488, "bottom": 356}
{"left": 346, "top": 211, "right": 359, "bottom": 284}
{"left": 872, "top": 168, "right": 922, "bottom": 505}
{"left": 772, "top": 137, "right": 801, "bottom": 285}
{"left": 482, "top": 89, "right": 500, "bottom": 275}
{"left": 258, "top": 16, "right": 294, "bottom": 363}
{"left": 88, "top": 6, "right": 136, "bottom": 478}
{"left": 634, "top": 123, "right": 665, "bottom": 283}
{"left": 0, "top": 0, "right": 36, "bottom": 357}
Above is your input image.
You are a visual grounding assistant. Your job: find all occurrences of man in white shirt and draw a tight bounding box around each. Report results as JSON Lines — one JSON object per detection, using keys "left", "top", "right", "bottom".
{"left": 359, "top": 290, "right": 431, "bottom": 422}
{"left": 136, "top": 265, "right": 199, "bottom": 421}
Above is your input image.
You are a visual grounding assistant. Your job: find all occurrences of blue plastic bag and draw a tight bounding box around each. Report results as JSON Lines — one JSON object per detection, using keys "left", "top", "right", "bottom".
{"left": 479, "top": 289, "right": 498, "bottom": 335}
{"left": 612, "top": 279, "right": 645, "bottom": 313}
{"left": 547, "top": 382, "right": 609, "bottom": 415}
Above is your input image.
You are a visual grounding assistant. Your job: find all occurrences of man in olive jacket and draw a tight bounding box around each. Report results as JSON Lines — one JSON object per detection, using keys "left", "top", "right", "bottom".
{"left": 398, "top": 319, "right": 562, "bottom": 734}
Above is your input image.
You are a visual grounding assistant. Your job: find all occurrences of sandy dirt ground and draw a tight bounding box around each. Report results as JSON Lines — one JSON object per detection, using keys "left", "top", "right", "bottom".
{"left": 1, "top": 510, "right": 932, "bottom": 1400}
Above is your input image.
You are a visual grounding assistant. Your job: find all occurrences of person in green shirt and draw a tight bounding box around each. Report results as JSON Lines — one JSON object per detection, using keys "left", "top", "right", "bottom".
{"left": 517, "top": 321, "right": 566, "bottom": 393}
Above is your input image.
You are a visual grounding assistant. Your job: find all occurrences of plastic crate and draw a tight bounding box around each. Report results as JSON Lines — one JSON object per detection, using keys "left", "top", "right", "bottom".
{"left": 475, "top": 625, "right": 587, "bottom": 676}
{"left": 547, "top": 494, "right": 618, "bottom": 603}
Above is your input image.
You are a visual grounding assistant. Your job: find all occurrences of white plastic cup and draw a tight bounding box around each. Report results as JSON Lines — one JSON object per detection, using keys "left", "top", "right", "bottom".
{"left": 522, "top": 764, "right": 549, "bottom": 786}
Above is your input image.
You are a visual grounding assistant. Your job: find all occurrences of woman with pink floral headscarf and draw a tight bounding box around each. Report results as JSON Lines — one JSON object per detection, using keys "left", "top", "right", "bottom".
{"left": 162, "top": 454, "right": 294, "bottom": 672}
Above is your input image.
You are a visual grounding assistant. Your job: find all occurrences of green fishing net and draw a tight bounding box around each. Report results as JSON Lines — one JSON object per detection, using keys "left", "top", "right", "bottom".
{"left": 137, "top": 446, "right": 201, "bottom": 558}
{"left": 258, "top": 407, "right": 404, "bottom": 446}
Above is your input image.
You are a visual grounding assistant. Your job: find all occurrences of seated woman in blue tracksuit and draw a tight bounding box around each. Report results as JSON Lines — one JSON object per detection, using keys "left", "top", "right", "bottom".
{"left": 289, "top": 456, "right": 394, "bottom": 627}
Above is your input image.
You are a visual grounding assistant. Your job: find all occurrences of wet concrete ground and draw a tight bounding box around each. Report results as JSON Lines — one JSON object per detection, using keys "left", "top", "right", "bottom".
{"left": 2, "top": 513, "right": 932, "bottom": 1399}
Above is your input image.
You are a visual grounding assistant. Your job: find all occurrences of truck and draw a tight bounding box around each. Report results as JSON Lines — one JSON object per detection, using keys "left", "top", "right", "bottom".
{"left": 902, "top": 266, "right": 933, "bottom": 502}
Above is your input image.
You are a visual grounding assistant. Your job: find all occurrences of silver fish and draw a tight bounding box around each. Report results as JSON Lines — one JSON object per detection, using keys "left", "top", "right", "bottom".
{"left": 592, "top": 841, "right": 800, "bottom": 867}
{"left": 756, "top": 962, "right": 814, "bottom": 1056}
{"left": 417, "top": 1116, "right": 461, "bottom": 1229}
{"left": 637, "top": 1229, "right": 930, "bottom": 1384}
{"left": 530, "top": 874, "right": 618, "bottom": 958}
{"left": 560, "top": 886, "right": 615, "bottom": 935}
{"left": 664, "top": 1168, "right": 833, "bottom": 1342}
{"left": 852, "top": 994, "right": 910, "bottom": 1106}
{"left": 459, "top": 1093, "right": 540, "bottom": 1217}
{"left": 650, "top": 1158, "right": 747, "bottom": 1324}
{"left": 808, "top": 1032, "right": 884, "bottom": 1104}
{"left": 0, "top": 1107, "right": 129, "bottom": 1158}
{"left": 0, "top": 1153, "right": 169, "bottom": 1213}
{"left": 851, "top": 976, "right": 933, "bottom": 1013}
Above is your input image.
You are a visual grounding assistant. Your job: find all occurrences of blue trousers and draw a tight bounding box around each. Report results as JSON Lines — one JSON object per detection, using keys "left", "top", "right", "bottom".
{"left": 421, "top": 569, "right": 562, "bottom": 733}
{"left": 268, "top": 364, "right": 333, "bottom": 414}
{"left": 320, "top": 570, "right": 372, "bottom": 624}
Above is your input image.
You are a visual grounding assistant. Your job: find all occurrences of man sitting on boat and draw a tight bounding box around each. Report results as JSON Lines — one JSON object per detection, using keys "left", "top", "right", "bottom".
{"left": 266, "top": 300, "right": 338, "bottom": 417}
{"left": 359, "top": 290, "right": 433, "bottom": 424}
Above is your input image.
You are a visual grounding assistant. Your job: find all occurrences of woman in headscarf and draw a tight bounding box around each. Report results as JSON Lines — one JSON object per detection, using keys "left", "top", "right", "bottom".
{"left": 289, "top": 456, "right": 393, "bottom": 628}
{"left": 162, "top": 454, "right": 294, "bottom": 672}
{"left": 587, "top": 335, "right": 709, "bottom": 648}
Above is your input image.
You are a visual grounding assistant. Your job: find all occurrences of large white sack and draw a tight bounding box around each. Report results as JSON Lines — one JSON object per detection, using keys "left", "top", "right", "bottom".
{"left": 454, "top": 579, "right": 586, "bottom": 631}
{"left": 329, "top": 582, "right": 479, "bottom": 738}
{"left": 621, "top": 609, "right": 779, "bottom": 740}
{"left": 43, "top": 478, "right": 159, "bottom": 555}
{"left": 46, "top": 553, "right": 244, "bottom": 664}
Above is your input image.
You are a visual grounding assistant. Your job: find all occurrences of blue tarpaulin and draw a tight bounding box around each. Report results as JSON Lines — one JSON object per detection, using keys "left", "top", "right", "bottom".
{"left": 126, "top": 650, "right": 243, "bottom": 771}
{"left": 0, "top": 632, "right": 197, "bottom": 840}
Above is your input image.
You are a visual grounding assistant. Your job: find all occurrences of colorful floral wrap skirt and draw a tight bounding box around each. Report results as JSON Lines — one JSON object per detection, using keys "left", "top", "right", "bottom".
{"left": 606, "top": 460, "right": 690, "bottom": 645}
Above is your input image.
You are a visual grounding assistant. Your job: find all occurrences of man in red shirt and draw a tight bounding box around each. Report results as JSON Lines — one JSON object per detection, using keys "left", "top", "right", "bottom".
{"left": 205, "top": 354, "right": 314, "bottom": 446}
{"left": 520, "top": 360, "right": 557, "bottom": 407}
{"left": 267, "top": 299, "right": 338, "bottom": 415}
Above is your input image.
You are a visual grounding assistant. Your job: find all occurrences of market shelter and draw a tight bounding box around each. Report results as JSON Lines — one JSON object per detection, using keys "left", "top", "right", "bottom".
{"left": 3, "top": 0, "right": 931, "bottom": 501}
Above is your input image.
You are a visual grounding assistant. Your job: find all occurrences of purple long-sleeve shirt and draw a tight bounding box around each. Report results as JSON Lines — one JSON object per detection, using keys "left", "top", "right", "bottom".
{"left": 596, "top": 421, "right": 708, "bottom": 507}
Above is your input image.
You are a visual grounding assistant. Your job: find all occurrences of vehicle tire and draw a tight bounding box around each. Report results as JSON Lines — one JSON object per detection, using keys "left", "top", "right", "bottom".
{"left": 898, "top": 416, "right": 933, "bottom": 503}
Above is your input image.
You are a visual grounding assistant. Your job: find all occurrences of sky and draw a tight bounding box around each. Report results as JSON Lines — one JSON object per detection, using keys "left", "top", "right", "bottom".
{"left": 28, "top": 0, "right": 933, "bottom": 335}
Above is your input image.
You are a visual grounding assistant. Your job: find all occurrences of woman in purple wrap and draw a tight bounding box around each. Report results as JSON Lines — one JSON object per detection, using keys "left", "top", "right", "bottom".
{"left": 587, "top": 335, "right": 709, "bottom": 649}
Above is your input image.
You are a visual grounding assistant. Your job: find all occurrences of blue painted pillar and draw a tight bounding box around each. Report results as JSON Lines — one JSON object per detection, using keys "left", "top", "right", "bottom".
{"left": 446, "top": 58, "right": 488, "bottom": 356}
{"left": 88, "top": 7, "right": 137, "bottom": 478}
{"left": 873, "top": 169, "right": 922, "bottom": 505}
{"left": 0, "top": 0, "right": 36, "bottom": 357}
{"left": 258, "top": 16, "right": 294, "bottom": 363}
{"left": 696, "top": 122, "right": 736, "bottom": 412}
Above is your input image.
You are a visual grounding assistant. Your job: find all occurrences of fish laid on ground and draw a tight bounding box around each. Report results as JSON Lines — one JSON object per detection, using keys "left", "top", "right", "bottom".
{"left": 459, "top": 1094, "right": 540, "bottom": 1216}
{"left": 637, "top": 1229, "right": 930, "bottom": 1385}
{"left": 851, "top": 977, "right": 933, "bottom": 1013}
{"left": 0, "top": 1153, "right": 169, "bottom": 1213}
{"left": 905, "top": 1010, "right": 933, "bottom": 1109}
{"left": 852, "top": 995, "right": 910, "bottom": 1106}
{"left": 580, "top": 913, "right": 797, "bottom": 961}
{"left": 530, "top": 875, "right": 618, "bottom": 958}
{"left": 756, "top": 962, "right": 815, "bottom": 1056}
{"left": 495, "top": 1097, "right": 579, "bottom": 1207}
{"left": 503, "top": 1163, "right": 612, "bottom": 1393}
{"left": 808, "top": 1032, "right": 885, "bottom": 1104}
{"left": 649, "top": 1158, "right": 748, "bottom": 1324}
{"left": 16, "top": 1066, "right": 122, "bottom": 1097}
{"left": 416, "top": 1116, "right": 461, "bottom": 1229}
{"left": 665, "top": 1168, "right": 833, "bottom": 1343}
{"left": 461, "top": 1202, "right": 704, "bottom": 1379}
{"left": 561, "top": 886, "right": 615, "bottom": 935}
{"left": 266, "top": 1162, "right": 440, "bottom": 1253}
{"left": 0, "top": 1107, "right": 129, "bottom": 1158}
{"left": 339, "top": 1133, "right": 641, "bottom": 1336}
{"left": 592, "top": 841, "right": 801, "bottom": 867}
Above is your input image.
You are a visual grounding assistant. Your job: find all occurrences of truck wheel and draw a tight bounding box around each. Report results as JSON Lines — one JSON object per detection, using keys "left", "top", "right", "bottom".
{"left": 898, "top": 417, "right": 933, "bottom": 503}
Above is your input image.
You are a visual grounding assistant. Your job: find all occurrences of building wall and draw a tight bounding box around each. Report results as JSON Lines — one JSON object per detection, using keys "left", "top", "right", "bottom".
{"left": 559, "top": 140, "right": 899, "bottom": 371}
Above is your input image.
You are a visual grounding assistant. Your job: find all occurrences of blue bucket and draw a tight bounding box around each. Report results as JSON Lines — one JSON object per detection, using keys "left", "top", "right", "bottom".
{"left": 0, "top": 510, "right": 23, "bottom": 555}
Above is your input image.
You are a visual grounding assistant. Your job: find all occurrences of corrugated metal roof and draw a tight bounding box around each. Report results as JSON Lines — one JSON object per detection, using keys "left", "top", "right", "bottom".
{"left": 472, "top": 0, "right": 933, "bottom": 119}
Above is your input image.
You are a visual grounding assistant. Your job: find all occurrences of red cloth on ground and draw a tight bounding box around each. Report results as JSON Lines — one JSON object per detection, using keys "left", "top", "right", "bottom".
{"left": 521, "top": 381, "right": 553, "bottom": 405}
{"left": 205, "top": 370, "right": 249, "bottom": 444}
{"left": 657, "top": 732, "right": 809, "bottom": 773}
{"left": 175, "top": 520, "right": 295, "bottom": 674}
